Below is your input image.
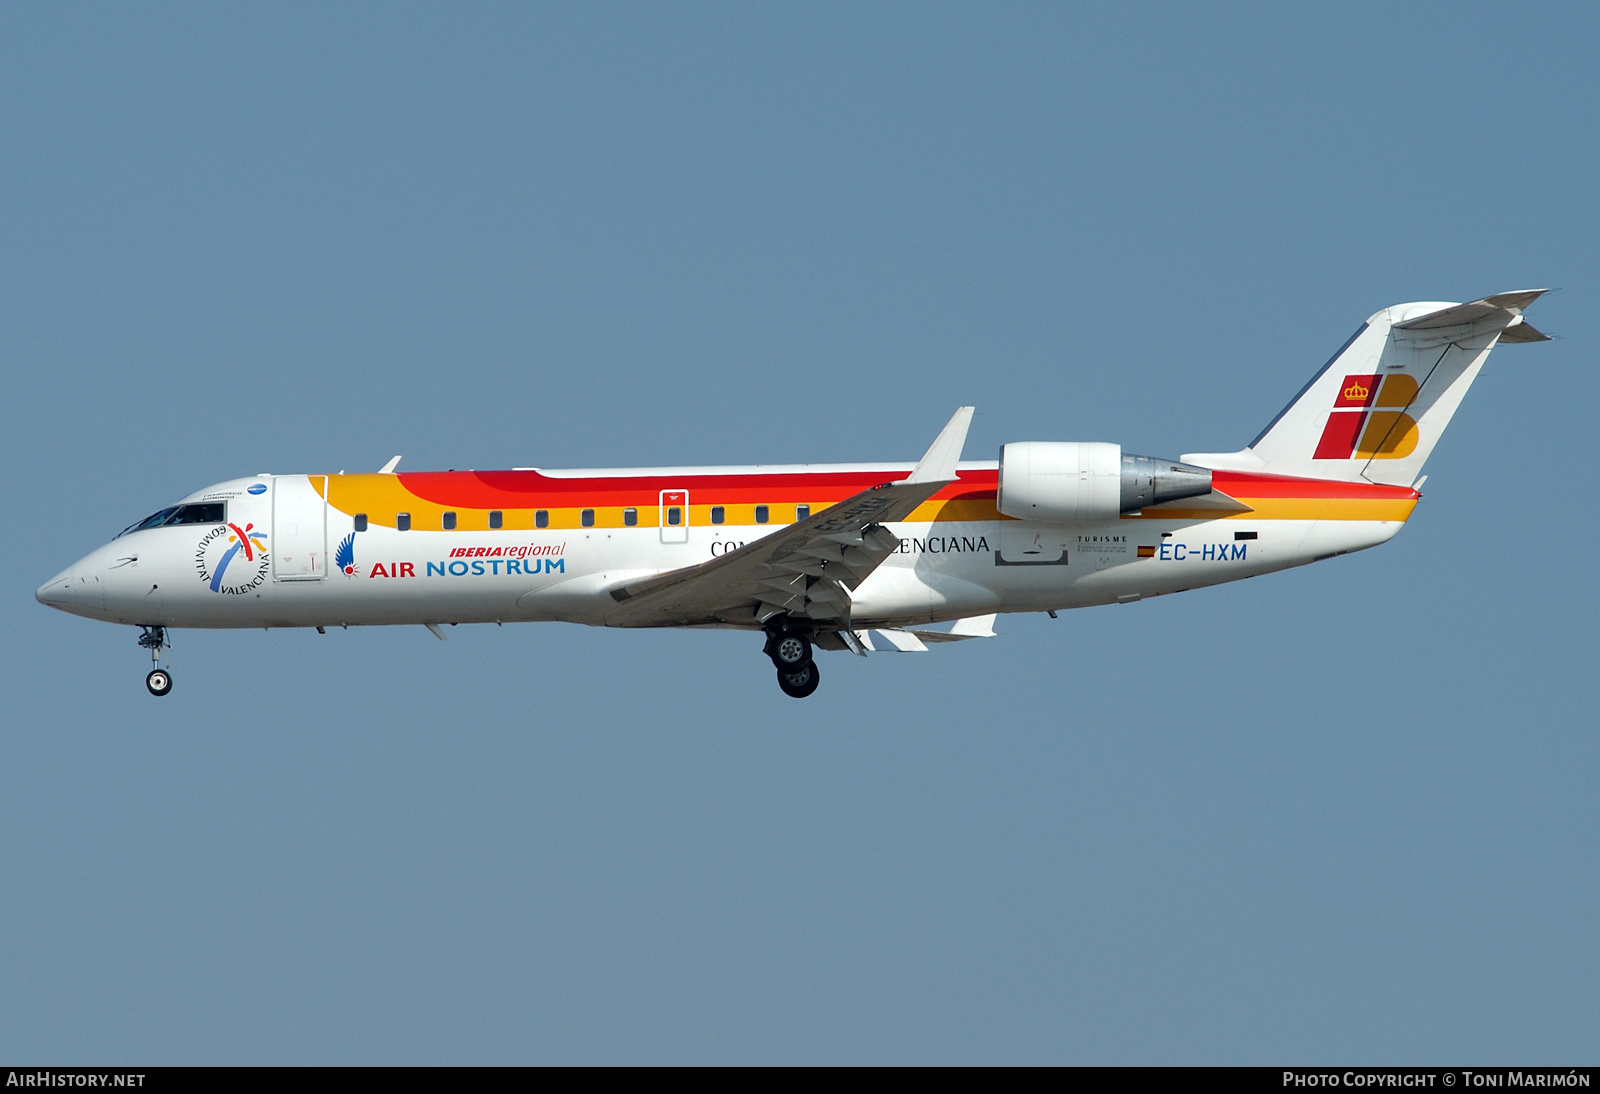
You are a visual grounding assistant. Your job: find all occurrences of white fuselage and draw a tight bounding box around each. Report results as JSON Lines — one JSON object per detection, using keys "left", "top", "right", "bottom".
{"left": 37, "top": 464, "right": 1408, "bottom": 633}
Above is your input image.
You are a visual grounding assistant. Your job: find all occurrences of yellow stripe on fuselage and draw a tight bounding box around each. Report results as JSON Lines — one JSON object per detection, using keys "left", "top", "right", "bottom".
{"left": 317, "top": 475, "right": 1413, "bottom": 530}
{"left": 1126, "top": 497, "right": 1417, "bottom": 522}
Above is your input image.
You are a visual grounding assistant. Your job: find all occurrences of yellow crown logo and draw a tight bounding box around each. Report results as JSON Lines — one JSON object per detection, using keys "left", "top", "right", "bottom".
{"left": 1344, "top": 380, "right": 1370, "bottom": 402}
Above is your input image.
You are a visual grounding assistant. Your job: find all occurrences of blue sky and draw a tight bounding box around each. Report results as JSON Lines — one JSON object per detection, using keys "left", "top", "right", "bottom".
{"left": 3, "top": 3, "right": 1596, "bottom": 1063}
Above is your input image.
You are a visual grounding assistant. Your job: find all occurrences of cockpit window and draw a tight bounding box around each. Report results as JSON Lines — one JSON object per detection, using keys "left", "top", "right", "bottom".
{"left": 118, "top": 508, "right": 179, "bottom": 537}
{"left": 116, "top": 502, "right": 226, "bottom": 538}
{"left": 167, "top": 503, "right": 225, "bottom": 526}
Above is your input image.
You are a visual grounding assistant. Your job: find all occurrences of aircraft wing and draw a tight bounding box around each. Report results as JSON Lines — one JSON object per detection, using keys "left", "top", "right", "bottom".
{"left": 605, "top": 408, "right": 974, "bottom": 630}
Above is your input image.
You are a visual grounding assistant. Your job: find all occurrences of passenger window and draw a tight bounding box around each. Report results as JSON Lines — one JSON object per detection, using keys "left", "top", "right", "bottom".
{"left": 755, "top": 505, "right": 769, "bottom": 524}
{"left": 710, "top": 506, "right": 724, "bottom": 525}
{"left": 667, "top": 506, "right": 681, "bottom": 526}
{"left": 581, "top": 509, "right": 595, "bottom": 527}
{"left": 489, "top": 511, "right": 503, "bottom": 529}
{"left": 354, "top": 513, "right": 368, "bottom": 532}
{"left": 442, "top": 511, "right": 457, "bottom": 530}
{"left": 536, "top": 510, "right": 549, "bottom": 529}
{"left": 795, "top": 505, "right": 810, "bottom": 521}
{"left": 397, "top": 513, "right": 411, "bottom": 531}
{"left": 624, "top": 507, "right": 637, "bottom": 526}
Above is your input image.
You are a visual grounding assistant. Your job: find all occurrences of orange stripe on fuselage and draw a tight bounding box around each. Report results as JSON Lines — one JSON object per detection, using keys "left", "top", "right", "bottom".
{"left": 1129, "top": 470, "right": 1420, "bottom": 522}
{"left": 321, "top": 469, "right": 1000, "bottom": 531}
{"left": 1215, "top": 469, "right": 1418, "bottom": 522}
{"left": 317, "top": 466, "right": 1416, "bottom": 531}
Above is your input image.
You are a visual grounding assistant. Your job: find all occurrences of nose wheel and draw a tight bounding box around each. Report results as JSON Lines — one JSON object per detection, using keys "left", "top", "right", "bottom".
{"left": 138, "top": 625, "right": 172, "bottom": 697}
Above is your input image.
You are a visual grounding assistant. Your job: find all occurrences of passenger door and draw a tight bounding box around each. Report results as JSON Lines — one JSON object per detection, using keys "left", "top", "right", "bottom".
{"left": 272, "top": 475, "right": 328, "bottom": 580}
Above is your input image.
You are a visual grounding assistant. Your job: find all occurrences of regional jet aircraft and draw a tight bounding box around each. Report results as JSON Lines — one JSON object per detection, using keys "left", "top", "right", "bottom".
{"left": 37, "top": 291, "right": 1548, "bottom": 698}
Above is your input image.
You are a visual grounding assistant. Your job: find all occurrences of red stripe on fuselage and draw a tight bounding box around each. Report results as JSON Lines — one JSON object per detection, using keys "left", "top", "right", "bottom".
{"left": 1212, "top": 470, "right": 1417, "bottom": 499}
{"left": 389, "top": 467, "right": 1407, "bottom": 509}
{"left": 397, "top": 468, "right": 1000, "bottom": 509}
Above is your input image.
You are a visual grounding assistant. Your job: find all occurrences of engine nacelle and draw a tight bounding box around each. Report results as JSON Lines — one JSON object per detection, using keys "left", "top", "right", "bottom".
{"left": 997, "top": 442, "right": 1213, "bottom": 522}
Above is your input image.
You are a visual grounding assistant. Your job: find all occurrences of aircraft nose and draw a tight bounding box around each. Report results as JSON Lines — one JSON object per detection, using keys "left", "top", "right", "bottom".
{"left": 35, "top": 567, "right": 76, "bottom": 610}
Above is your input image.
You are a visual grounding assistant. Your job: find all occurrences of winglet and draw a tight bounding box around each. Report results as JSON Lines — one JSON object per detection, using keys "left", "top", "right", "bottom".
{"left": 379, "top": 455, "right": 402, "bottom": 474}
{"left": 904, "top": 407, "right": 974, "bottom": 484}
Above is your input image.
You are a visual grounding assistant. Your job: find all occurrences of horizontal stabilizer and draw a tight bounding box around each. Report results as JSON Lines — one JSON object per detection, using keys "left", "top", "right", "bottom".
{"left": 1393, "top": 290, "right": 1547, "bottom": 330}
{"left": 1498, "top": 317, "right": 1551, "bottom": 343}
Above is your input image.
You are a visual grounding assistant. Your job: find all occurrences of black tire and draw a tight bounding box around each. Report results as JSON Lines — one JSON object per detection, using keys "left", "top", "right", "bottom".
{"left": 776, "top": 660, "right": 820, "bottom": 699}
{"left": 768, "top": 632, "right": 812, "bottom": 670}
{"left": 145, "top": 669, "right": 172, "bottom": 697}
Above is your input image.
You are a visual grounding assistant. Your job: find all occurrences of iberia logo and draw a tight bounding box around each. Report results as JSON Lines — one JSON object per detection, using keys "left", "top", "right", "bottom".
{"left": 1313, "top": 373, "right": 1421, "bottom": 460}
{"left": 335, "top": 533, "right": 358, "bottom": 577}
{"left": 196, "top": 522, "right": 269, "bottom": 595}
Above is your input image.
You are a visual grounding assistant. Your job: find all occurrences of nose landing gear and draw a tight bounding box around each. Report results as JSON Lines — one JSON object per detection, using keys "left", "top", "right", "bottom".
{"left": 146, "top": 669, "right": 172, "bottom": 696}
{"left": 138, "top": 626, "right": 172, "bottom": 697}
{"left": 764, "top": 622, "right": 820, "bottom": 698}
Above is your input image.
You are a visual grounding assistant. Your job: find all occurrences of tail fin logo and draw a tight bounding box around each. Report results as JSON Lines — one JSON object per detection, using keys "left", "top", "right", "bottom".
{"left": 1333, "top": 373, "right": 1380, "bottom": 408}
{"left": 1314, "top": 374, "right": 1420, "bottom": 460}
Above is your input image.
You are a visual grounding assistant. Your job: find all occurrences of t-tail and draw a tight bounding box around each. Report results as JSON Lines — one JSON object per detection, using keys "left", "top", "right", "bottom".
{"left": 1183, "top": 291, "right": 1550, "bottom": 486}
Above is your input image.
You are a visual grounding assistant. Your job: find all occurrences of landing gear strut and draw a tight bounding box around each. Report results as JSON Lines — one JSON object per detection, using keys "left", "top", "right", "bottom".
{"left": 139, "top": 626, "right": 172, "bottom": 697}
{"left": 764, "top": 621, "right": 820, "bottom": 698}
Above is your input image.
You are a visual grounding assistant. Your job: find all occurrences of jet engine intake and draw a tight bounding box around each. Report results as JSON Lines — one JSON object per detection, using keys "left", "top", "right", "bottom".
{"left": 997, "top": 442, "right": 1212, "bottom": 522}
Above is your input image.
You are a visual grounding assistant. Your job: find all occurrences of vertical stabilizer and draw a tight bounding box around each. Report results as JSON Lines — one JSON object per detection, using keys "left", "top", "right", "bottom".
{"left": 1183, "top": 292, "right": 1548, "bottom": 486}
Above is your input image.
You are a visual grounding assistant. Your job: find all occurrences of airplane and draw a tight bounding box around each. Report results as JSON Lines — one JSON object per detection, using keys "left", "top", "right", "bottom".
{"left": 37, "top": 291, "right": 1549, "bottom": 699}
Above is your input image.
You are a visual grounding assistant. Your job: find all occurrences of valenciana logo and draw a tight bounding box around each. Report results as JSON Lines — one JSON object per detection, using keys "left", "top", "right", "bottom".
{"left": 1313, "top": 373, "right": 1421, "bottom": 460}
{"left": 196, "top": 522, "right": 269, "bottom": 594}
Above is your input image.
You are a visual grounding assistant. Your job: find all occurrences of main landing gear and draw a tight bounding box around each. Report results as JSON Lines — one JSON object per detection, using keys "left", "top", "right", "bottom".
{"left": 776, "top": 661, "right": 820, "bottom": 699}
{"left": 139, "top": 625, "right": 172, "bottom": 697}
{"left": 764, "top": 623, "right": 820, "bottom": 699}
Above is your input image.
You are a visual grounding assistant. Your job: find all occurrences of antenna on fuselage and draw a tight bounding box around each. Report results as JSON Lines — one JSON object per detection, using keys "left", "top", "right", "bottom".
{"left": 379, "top": 455, "right": 402, "bottom": 474}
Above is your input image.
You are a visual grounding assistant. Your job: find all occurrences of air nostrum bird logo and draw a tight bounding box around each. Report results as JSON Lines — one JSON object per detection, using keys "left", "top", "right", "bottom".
{"left": 335, "top": 532, "right": 358, "bottom": 577}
